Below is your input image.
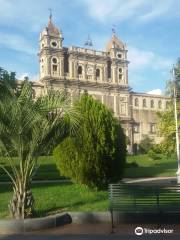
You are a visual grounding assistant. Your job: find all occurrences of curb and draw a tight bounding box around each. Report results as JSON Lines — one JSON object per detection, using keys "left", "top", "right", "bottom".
{"left": 0, "top": 213, "right": 72, "bottom": 234}
{"left": 1, "top": 211, "right": 180, "bottom": 234}
{"left": 0, "top": 212, "right": 111, "bottom": 234}
{"left": 70, "top": 212, "right": 110, "bottom": 224}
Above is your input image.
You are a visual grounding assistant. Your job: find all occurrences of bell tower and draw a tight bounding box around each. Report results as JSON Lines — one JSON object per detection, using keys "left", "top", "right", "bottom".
{"left": 106, "top": 30, "right": 128, "bottom": 85}
{"left": 39, "top": 11, "right": 64, "bottom": 80}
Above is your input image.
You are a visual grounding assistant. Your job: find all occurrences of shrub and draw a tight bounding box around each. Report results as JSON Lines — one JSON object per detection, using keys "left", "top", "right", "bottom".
{"left": 139, "top": 135, "right": 154, "bottom": 154}
{"left": 147, "top": 149, "right": 160, "bottom": 160}
{"left": 126, "top": 161, "right": 139, "bottom": 168}
{"left": 54, "top": 94, "right": 126, "bottom": 189}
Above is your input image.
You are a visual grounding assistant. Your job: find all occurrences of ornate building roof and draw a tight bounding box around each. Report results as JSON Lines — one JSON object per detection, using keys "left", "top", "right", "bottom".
{"left": 46, "top": 16, "right": 61, "bottom": 37}
{"left": 106, "top": 32, "right": 125, "bottom": 51}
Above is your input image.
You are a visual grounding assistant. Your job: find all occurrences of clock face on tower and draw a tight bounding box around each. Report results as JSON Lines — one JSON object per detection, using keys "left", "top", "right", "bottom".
{"left": 87, "top": 66, "right": 93, "bottom": 75}
{"left": 50, "top": 41, "right": 58, "bottom": 48}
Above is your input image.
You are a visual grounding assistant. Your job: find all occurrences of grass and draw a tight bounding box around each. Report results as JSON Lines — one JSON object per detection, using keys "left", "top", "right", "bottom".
{"left": 0, "top": 156, "right": 62, "bottom": 182}
{"left": 0, "top": 154, "right": 178, "bottom": 181}
{"left": 0, "top": 182, "right": 108, "bottom": 218}
{"left": 0, "top": 154, "right": 178, "bottom": 219}
{"left": 124, "top": 154, "right": 177, "bottom": 178}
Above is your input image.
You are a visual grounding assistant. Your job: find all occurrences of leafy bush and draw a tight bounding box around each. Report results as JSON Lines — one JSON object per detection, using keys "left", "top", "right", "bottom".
{"left": 54, "top": 94, "right": 126, "bottom": 189}
{"left": 139, "top": 135, "right": 154, "bottom": 154}
{"left": 152, "top": 144, "right": 162, "bottom": 154}
{"left": 147, "top": 149, "right": 160, "bottom": 160}
{"left": 126, "top": 161, "right": 139, "bottom": 168}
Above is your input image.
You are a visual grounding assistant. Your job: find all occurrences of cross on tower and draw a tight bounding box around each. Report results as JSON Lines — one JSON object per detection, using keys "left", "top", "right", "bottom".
{"left": 112, "top": 24, "right": 116, "bottom": 35}
{"left": 49, "top": 8, "right": 52, "bottom": 20}
{"left": 84, "top": 34, "right": 93, "bottom": 47}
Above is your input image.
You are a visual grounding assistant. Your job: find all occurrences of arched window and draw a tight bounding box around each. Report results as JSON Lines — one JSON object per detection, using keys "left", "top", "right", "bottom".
{"left": 151, "top": 100, "right": 154, "bottom": 108}
{"left": 158, "top": 100, "right": 162, "bottom": 109}
{"left": 119, "top": 68, "right": 123, "bottom": 73}
{"left": 135, "top": 98, "right": 139, "bottom": 107}
{"left": 118, "top": 68, "right": 123, "bottom": 81}
{"left": 143, "top": 99, "right": 146, "bottom": 108}
{"left": 51, "top": 57, "right": 58, "bottom": 73}
{"left": 96, "top": 68, "right": 100, "bottom": 78}
{"left": 78, "top": 66, "right": 82, "bottom": 75}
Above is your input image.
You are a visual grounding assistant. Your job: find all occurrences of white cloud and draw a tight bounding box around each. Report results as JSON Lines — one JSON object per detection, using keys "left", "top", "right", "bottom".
{"left": 0, "top": 0, "right": 59, "bottom": 32}
{"left": 17, "top": 73, "right": 39, "bottom": 81}
{"left": 31, "top": 74, "right": 39, "bottom": 81}
{"left": 128, "top": 46, "right": 173, "bottom": 71}
{"left": 17, "top": 72, "right": 29, "bottom": 80}
{"left": 81, "top": 0, "right": 179, "bottom": 23}
{"left": 0, "top": 32, "right": 36, "bottom": 55}
{"left": 128, "top": 47, "right": 154, "bottom": 70}
{"left": 147, "top": 89, "right": 162, "bottom": 95}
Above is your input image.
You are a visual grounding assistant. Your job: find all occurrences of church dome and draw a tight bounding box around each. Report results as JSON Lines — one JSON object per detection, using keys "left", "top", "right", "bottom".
{"left": 46, "top": 18, "right": 61, "bottom": 37}
{"left": 40, "top": 13, "right": 62, "bottom": 39}
{"left": 106, "top": 33, "right": 125, "bottom": 51}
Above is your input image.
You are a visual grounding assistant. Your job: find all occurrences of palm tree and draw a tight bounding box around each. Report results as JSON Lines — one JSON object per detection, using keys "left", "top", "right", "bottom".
{"left": 0, "top": 81, "right": 79, "bottom": 219}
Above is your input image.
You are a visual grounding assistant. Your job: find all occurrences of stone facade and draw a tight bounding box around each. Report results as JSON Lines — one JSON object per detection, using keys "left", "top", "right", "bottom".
{"left": 33, "top": 16, "right": 170, "bottom": 153}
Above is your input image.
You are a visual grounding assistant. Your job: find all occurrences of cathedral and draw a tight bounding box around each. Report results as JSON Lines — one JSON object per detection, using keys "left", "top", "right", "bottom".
{"left": 32, "top": 15, "right": 170, "bottom": 153}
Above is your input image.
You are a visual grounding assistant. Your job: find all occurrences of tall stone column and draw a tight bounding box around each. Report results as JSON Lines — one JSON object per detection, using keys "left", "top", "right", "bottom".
{"left": 47, "top": 56, "right": 51, "bottom": 76}
{"left": 60, "top": 58, "right": 64, "bottom": 77}
{"left": 104, "top": 65, "right": 107, "bottom": 82}
{"left": 129, "top": 123, "right": 134, "bottom": 154}
{"left": 100, "top": 67, "right": 103, "bottom": 82}
{"left": 69, "top": 59, "right": 74, "bottom": 79}
{"left": 74, "top": 61, "right": 77, "bottom": 79}
{"left": 112, "top": 65, "right": 117, "bottom": 83}
{"left": 102, "top": 94, "right": 105, "bottom": 105}
{"left": 93, "top": 64, "right": 96, "bottom": 81}
{"left": 72, "top": 61, "right": 74, "bottom": 78}
{"left": 83, "top": 64, "right": 87, "bottom": 80}
{"left": 114, "top": 95, "right": 117, "bottom": 116}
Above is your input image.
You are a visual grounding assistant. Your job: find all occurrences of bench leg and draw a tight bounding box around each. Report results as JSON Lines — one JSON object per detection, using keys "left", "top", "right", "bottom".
{"left": 110, "top": 209, "right": 114, "bottom": 234}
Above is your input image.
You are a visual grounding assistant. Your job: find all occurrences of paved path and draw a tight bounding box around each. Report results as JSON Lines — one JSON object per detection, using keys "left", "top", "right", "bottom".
{"left": 123, "top": 176, "right": 177, "bottom": 185}
{"left": 0, "top": 235, "right": 179, "bottom": 240}
{"left": 1, "top": 235, "right": 176, "bottom": 240}
{"left": 0, "top": 223, "right": 180, "bottom": 240}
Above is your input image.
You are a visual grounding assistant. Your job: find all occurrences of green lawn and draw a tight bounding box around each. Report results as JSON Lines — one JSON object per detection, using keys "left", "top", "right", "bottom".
{"left": 0, "top": 154, "right": 178, "bottom": 181}
{"left": 0, "top": 156, "right": 63, "bottom": 182}
{"left": 0, "top": 182, "right": 108, "bottom": 218}
{"left": 0, "top": 154, "right": 178, "bottom": 219}
{"left": 124, "top": 154, "right": 177, "bottom": 178}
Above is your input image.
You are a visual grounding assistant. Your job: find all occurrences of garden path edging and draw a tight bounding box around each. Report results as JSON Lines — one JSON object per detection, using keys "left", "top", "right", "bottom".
{"left": 0, "top": 212, "right": 111, "bottom": 234}
{"left": 0, "top": 213, "right": 72, "bottom": 234}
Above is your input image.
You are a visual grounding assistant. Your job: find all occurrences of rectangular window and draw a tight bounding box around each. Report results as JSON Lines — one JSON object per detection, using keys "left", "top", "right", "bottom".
{"left": 107, "top": 60, "right": 111, "bottom": 78}
{"left": 53, "top": 65, "right": 57, "bottom": 72}
{"left": 134, "top": 123, "right": 140, "bottom": 133}
{"left": 150, "top": 123, "right": 156, "bottom": 134}
{"left": 64, "top": 52, "right": 69, "bottom": 73}
{"left": 119, "top": 74, "right": 123, "bottom": 80}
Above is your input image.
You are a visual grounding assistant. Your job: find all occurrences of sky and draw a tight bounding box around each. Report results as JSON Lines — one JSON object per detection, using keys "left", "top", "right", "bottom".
{"left": 0, "top": 0, "right": 180, "bottom": 94}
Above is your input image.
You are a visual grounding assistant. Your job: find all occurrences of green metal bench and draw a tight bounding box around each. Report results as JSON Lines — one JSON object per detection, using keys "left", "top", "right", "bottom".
{"left": 108, "top": 183, "right": 180, "bottom": 232}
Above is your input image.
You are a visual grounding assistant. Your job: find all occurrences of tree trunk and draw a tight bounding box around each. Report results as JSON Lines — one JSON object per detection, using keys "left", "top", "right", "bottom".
{"left": 9, "top": 183, "right": 34, "bottom": 219}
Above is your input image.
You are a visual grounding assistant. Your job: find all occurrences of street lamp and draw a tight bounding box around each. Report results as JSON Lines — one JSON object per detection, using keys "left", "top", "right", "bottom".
{"left": 172, "top": 66, "right": 180, "bottom": 183}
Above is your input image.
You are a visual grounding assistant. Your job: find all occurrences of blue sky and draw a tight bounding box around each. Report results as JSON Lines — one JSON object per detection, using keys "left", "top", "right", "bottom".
{"left": 0, "top": 0, "right": 179, "bottom": 94}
